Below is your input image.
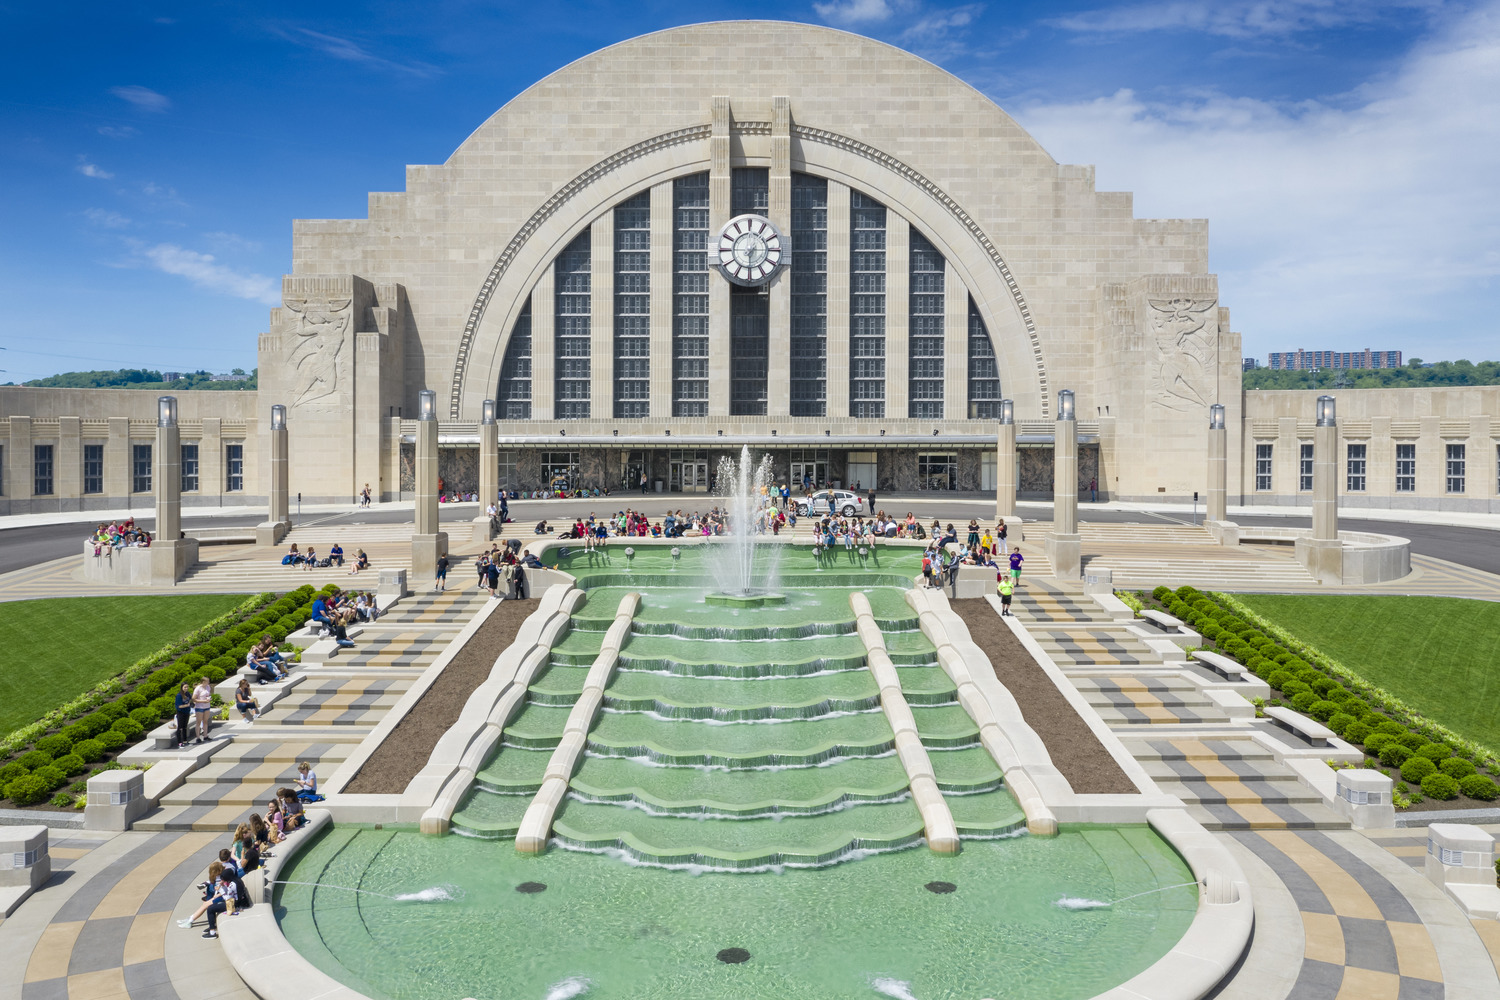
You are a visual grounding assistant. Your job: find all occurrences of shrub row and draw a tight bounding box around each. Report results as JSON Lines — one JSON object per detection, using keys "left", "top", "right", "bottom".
{"left": 1147, "top": 585, "right": 1500, "bottom": 805}
{"left": 1, "top": 584, "right": 335, "bottom": 808}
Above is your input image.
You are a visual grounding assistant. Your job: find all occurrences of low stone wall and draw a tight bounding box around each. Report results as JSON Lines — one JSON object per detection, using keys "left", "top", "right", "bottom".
{"left": 79, "top": 538, "right": 199, "bottom": 586}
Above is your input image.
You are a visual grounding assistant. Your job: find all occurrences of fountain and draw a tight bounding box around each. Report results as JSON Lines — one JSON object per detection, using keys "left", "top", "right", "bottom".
{"left": 703, "top": 445, "right": 786, "bottom": 608}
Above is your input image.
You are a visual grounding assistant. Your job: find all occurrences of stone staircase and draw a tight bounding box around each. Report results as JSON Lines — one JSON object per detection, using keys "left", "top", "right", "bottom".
{"left": 132, "top": 589, "right": 490, "bottom": 832}
{"left": 1082, "top": 552, "right": 1319, "bottom": 591}
{"left": 1009, "top": 581, "right": 1348, "bottom": 834}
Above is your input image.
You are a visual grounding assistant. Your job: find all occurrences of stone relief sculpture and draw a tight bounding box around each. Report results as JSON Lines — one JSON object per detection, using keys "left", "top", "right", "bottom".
{"left": 1148, "top": 297, "right": 1217, "bottom": 411}
{"left": 282, "top": 297, "right": 351, "bottom": 408}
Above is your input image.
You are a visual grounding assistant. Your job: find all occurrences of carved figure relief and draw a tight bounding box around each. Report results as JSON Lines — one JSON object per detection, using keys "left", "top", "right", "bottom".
{"left": 283, "top": 298, "right": 351, "bottom": 408}
{"left": 1148, "top": 297, "right": 1217, "bottom": 411}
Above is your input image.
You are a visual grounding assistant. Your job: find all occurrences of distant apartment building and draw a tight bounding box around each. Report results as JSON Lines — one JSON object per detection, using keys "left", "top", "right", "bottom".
{"left": 1242, "top": 358, "right": 1260, "bottom": 372}
{"left": 1266, "top": 349, "right": 1403, "bottom": 371}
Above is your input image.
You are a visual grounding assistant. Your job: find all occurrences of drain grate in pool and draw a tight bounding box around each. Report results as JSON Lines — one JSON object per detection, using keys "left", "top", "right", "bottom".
{"left": 516, "top": 882, "right": 548, "bottom": 894}
{"left": 717, "top": 948, "right": 751, "bottom": 964}
{"left": 925, "top": 881, "right": 957, "bottom": 894}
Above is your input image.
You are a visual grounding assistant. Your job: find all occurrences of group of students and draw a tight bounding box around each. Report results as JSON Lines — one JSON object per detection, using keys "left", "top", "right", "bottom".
{"left": 473, "top": 543, "right": 530, "bottom": 599}
{"left": 176, "top": 764, "right": 320, "bottom": 939}
{"left": 89, "top": 518, "right": 151, "bottom": 554}
{"left": 283, "top": 542, "right": 370, "bottom": 573}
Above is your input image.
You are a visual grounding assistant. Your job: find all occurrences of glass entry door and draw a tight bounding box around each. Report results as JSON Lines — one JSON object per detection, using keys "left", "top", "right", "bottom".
{"left": 791, "top": 461, "right": 826, "bottom": 492}
{"left": 671, "top": 459, "right": 710, "bottom": 493}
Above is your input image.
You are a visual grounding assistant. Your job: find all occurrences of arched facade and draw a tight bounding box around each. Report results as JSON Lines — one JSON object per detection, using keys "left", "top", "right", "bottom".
{"left": 249, "top": 20, "right": 1242, "bottom": 501}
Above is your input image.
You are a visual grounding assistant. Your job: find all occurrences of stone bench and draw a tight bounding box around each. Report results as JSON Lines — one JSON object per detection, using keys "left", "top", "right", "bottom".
{"left": 1263, "top": 706, "right": 1336, "bottom": 748}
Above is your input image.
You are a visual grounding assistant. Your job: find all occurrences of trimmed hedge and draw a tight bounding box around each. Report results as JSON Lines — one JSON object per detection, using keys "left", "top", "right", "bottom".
{"left": 0, "top": 584, "right": 331, "bottom": 807}
{"left": 1142, "top": 584, "right": 1500, "bottom": 808}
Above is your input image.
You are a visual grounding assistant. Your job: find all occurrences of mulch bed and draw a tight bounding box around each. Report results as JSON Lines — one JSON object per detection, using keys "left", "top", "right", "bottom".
{"left": 949, "top": 600, "right": 1130, "bottom": 794}
{"left": 342, "top": 598, "right": 538, "bottom": 794}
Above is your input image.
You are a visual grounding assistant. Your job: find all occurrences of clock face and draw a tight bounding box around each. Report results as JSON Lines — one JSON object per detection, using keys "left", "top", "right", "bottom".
{"left": 714, "top": 214, "right": 785, "bottom": 286}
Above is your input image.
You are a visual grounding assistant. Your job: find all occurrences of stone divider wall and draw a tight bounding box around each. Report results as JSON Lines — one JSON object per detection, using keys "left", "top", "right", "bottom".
{"left": 848, "top": 592, "right": 959, "bottom": 852}
{"left": 515, "top": 591, "right": 640, "bottom": 853}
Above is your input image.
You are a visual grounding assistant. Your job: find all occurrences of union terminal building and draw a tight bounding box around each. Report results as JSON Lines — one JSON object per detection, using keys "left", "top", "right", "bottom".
{"left": 3, "top": 21, "right": 1498, "bottom": 512}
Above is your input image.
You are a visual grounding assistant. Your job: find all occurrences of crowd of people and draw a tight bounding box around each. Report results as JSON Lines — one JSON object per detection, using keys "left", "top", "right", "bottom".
{"left": 282, "top": 542, "right": 369, "bottom": 574}
{"left": 176, "top": 763, "right": 322, "bottom": 939}
{"left": 471, "top": 540, "right": 538, "bottom": 599}
{"left": 89, "top": 518, "right": 152, "bottom": 554}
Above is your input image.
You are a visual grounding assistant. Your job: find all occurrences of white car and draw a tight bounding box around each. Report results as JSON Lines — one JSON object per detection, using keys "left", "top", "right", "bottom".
{"left": 797, "top": 490, "right": 865, "bottom": 517}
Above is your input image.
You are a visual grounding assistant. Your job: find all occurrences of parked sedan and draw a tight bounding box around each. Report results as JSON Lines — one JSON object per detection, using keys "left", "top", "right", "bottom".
{"left": 797, "top": 490, "right": 865, "bottom": 517}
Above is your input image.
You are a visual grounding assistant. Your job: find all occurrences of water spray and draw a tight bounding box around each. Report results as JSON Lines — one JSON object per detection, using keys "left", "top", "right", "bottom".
{"left": 1055, "top": 880, "right": 1200, "bottom": 910}
{"left": 267, "top": 880, "right": 461, "bottom": 902}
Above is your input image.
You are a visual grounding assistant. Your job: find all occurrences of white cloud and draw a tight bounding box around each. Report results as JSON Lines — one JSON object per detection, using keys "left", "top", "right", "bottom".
{"left": 97, "top": 125, "right": 139, "bottom": 139}
{"left": 110, "top": 85, "right": 171, "bottom": 112}
{"left": 1013, "top": 2, "right": 1500, "bottom": 358}
{"left": 136, "top": 243, "right": 280, "bottom": 305}
{"left": 901, "top": 3, "right": 984, "bottom": 48}
{"left": 76, "top": 159, "right": 114, "bottom": 179}
{"left": 280, "top": 27, "right": 439, "bottom": 77}
{"left": 1048, "top": 0, "right": 1441, "bottom": 39}
{"left": 202, "top": 231, "right": 263, "bottom": 254}
{"left": 814, "top": 0, "right": 907, "bottom": 25}
{"left": 84, "top": 208, "right": 131, "bottom": 228}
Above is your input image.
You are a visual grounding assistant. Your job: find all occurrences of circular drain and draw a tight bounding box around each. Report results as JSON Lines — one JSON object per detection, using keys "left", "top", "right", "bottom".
{"left": 717, "top": 947, "right": 751, "bottom": 964}
{"left": 925, "top": 881, "right": 957, "bottom": 894}
{"left": 515, "top": 882, "right": 547, "bottom": 894}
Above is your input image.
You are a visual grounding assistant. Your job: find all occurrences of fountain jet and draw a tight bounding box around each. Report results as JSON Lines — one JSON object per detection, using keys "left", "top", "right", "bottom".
{"left": 704, "top": 445, "right": 785, "bottom": 607}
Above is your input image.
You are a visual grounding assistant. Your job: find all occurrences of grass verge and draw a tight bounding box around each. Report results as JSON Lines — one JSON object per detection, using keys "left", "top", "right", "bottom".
{"left": 1235, "top": 595, "right": 1500, "bottom": 753}
{"left": 0, "top": 594, "right": 246, "bottom": 734}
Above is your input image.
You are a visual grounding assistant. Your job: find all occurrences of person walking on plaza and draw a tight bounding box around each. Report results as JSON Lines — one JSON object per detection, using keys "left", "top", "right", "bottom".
{"left": 1090, "top": 476, "right": 1097, "bottom": 503}
{"left": 434, "top": 553, "right": 450, "bottom": 592}
{"left": 640, "top": 472, "right": 649, "bottom": 495}
{"left": 192, "top": 676, "right": 213, "bottom": 743}
{"left": 996, "top": 519, "right": 1008, "bottom": 556}
{"left": 867, "top": 486, "right": 876, "bottom": 513}
{"left": 997, "top": 574, "right": 1014, "bottom": 615}
{"left": 1008, "top": 547, "right": 1024, "bottom": 584}
{"left": 174, "top": 683, "right": 193, "bottom": 748}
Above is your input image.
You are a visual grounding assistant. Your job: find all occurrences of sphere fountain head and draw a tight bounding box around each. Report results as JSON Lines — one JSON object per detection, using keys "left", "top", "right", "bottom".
{"left": 858, "top": 546, "right": 868, "bottom": 558}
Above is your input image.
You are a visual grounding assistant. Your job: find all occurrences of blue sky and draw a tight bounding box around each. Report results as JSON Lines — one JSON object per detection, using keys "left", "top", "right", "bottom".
{"left": 2, "top": 1, "right": 1496, "bottom": 382}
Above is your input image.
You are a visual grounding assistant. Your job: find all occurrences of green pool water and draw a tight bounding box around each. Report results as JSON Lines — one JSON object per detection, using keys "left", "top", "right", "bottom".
{"left": 278, "top": 825, "right": 1196, "bottom": 1000}
{"left": 279, "top": 544, "right": 1198, "bottom": 998}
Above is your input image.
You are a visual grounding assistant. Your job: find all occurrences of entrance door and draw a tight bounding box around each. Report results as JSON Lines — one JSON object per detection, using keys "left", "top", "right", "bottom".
{"left": 683, "top": 461, "right": 709, "bottom": 492}
{"left": 791, "top": 461, "right": 826, "bottom": 491}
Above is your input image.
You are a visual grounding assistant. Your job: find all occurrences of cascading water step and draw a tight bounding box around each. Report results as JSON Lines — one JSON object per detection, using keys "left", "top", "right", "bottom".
{"left": 604, "top": 668, "right": 879, "bottom": 712}
{"left": 584, "top": 711, "right": 897, "bottom": 768}
{"left": 912, "top": 705, "right": 982, "bottom": 748}
{"left": 896, "top": 665, "right": 959, "bottom": 706}
{"left": 502, "top": 702, "right": 575, "bottom": 750}
{"left": 528, "top": 663, "right": 590, "bottom": 704}
{"left": 450, "top": 789, "right": 532, "bottom": 839}
{"left": 568, "top": 754, "right": 911, "bottom": 816}
{"left": 475, "top": 746, "right": 552, "bottom": 793}
{"left": 928, "top": 745, "right": 1006, "bottom": 793}
{"left": 944, "top": 788, "right": 1029, "bottom": 838}
{"left": 549, "top": 796, "right": 927, "bottom": 869}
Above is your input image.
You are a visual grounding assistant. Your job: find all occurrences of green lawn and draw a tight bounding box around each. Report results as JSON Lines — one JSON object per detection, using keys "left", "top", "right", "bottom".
{"left": 1236, "top": 594, "right": 1500, "bottom": 752}
{"left": 0, "top": 594, "right": 246, "bottom": 735}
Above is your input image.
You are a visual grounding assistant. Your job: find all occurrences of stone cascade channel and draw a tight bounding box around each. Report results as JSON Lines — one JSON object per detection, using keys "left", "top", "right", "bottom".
{"left": 450, "top": 559, "right": 1026, "bottom": 868}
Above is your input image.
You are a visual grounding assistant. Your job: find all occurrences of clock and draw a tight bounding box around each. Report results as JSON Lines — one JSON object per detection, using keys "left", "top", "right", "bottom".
{"left": 713, "top": 214, "right": 785, "bottom": 286}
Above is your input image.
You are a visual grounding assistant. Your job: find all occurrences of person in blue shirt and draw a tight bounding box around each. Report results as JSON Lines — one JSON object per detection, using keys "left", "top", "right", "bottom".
{"left": 329, "top": 543, "right": 344, "bottom": 567}
{"left": 311, "top": 595, "right": 353, "bottom": 647}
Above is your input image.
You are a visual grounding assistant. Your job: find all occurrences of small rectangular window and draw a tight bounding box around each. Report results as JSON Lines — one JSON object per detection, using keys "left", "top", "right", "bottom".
{"left": 1346, "top": 443, "right": 1366, "bottom": 493}
{"left": 180, "top": 443, "right": 200, "bottom": 493}
{"left": 83, "top": 443, "right": 104, "bottom": 494}
{"left": 918, "top": 453, "right": 958, "bottom": 491}
{"left": 1395, "top": 443, "right": 1415, "bottom": 492}
{"left": 1255, "top": 443, "right": 1273, "bottom": 491}
{"left": 1299, "top": 443, "right": 1314, "bottom": 492}
{"left": 34, "top": 444, "right": 55, "bottom": 496}
{"left": 225, "top": 443, "right": 243, "bottom": 492}
{"left": 1446, "top": 443, "right": 1465, "bottom": 494}
{"left": 132, "top": 444, "right": 152, "bottom": 493}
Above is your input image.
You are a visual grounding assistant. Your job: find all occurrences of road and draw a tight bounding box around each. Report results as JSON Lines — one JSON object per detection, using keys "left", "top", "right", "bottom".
{"left": 5, "top": 498, "right": 1496, "bottom": 580}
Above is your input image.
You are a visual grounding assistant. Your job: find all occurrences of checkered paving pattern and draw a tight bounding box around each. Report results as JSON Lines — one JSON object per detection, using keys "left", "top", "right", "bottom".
{"left": 1075, "top": 677, "right": 1221, "bottom": 725}
{"left": 1235, "top": 830, "right": 1447, "bottom": 999}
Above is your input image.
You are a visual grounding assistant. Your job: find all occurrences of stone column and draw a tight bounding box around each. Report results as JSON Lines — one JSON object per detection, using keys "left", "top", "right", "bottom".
{"left": 590, "top": 211, "right": 614, "bottom": 419}
{"left": 766, "top": 96, "right": 792, "bottom": 417}
{"left": 58, "top": 416, "right": 81, "bottom": 510}
{"left": 825, "top": 180, "right": 851, "bottom": 418}
{"left": 995, "top": 399, "right": 1017, "bottom": 519}
{"left": 474, "top": 399, "right": 498, "bottom": 543}
{"left": 150, "top": 397, "right": 197, "bottom": 585}
{"left": 706, "top": 96, "right": 732, "bottom": 418}
{"left": 256, "top": 405, "right": 290, "bottom": 545}
{"left": 411, "top": 389, "right": 448, "bottom": 581}
{"left": 1045, "top": 389, "right": 1081, "bottom": 579}
{"left": 883, "top": 216, "right": 910, "bottom": 419}
{"left": 648, "top": 181, "right": 674, "bottom": 417}
{"left": 1204, "top": 401, "right": 1239, "bottom": 545}
{"left": 84, "top": 770, "right": 148, "bottom": 831}
{"left": 1296, "top": 395, "right": 1342, "bottom": 583}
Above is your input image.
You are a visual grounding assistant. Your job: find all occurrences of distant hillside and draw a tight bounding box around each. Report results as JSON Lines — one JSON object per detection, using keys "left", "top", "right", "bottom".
{"left": 1244, "top": 360, "right": 1500, "bottom": 391}
{"left": 11, "top": 368, "right": 257, "bottom": 391}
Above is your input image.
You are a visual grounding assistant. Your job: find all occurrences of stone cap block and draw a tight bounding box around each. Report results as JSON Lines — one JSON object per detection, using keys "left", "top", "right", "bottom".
{"left": 1336, "top": 769, "right": 1391, "bottom": 802}
{"left": 0, "top": 825, "right": 48, "bottom": 868}
{"left": 87, "top": 769, "right": 144, "bottom": 805}
{"left": 1428, "top": 823, "right": 1495, "bottom": 861}
{"left": 1141, "top": 609, "right": 1184, "bottom": 628}
{"left": 1264, "top": 706, "right": 1334, "bottom": 743}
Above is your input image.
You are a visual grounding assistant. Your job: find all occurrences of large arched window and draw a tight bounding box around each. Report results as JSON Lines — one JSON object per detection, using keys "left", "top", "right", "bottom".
{"left": 554, "top": 230, "right": 592, "bottom": 419}
{"left": 908, "top": 229, "right": 944, "bottom": 419}
{"left": 968, "top": 296, "right": 1002, "bottom": 418}
{"left": 496, "top": 300, "right": 531, "bottom": 419}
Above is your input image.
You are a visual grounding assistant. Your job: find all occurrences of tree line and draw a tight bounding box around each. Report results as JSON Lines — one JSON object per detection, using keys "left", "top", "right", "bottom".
{"left": 9, "top": 368, "right": 257, "bottom": 391}
{"left": 1244, "top": 359, "right": 1500, "bottom": 391}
